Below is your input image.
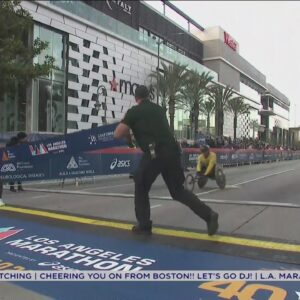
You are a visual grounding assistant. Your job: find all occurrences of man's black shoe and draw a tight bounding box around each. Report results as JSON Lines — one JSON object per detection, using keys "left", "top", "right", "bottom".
{"left": 10, "top": 187, "right": 16, "bottom": 192}
{"left": 132, "top": 224, "right": 152, "bottom": 235}
{"left": 207, "top": 211, "right": 219, "bottom": 236}
{"left": 18, "top": 186, "right": 24, "bottom": 192}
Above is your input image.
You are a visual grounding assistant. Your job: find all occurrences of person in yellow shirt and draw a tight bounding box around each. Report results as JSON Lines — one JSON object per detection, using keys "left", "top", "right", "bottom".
{"left": 196, "top": 145, "right": 217, "bottom": 179}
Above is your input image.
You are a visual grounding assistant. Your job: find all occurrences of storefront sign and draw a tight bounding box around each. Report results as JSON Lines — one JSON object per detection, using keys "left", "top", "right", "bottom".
{"left": 106, "top": 0, "right": 132, "bottom": 15}
{"left": 224, "top": 31, "right": 237, "bottom": 52}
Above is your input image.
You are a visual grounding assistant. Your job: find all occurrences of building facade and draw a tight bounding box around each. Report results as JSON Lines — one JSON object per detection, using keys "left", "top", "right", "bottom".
{"left": 194, "top": 26, "right": 290, "bottom": 143}
{"left": 0, "top": 0, "right": 290, "bottom": 145}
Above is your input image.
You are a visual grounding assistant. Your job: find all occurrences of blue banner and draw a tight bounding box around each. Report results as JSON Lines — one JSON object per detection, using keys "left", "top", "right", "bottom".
{"left": 0, "top": 123, "right": 125, "bottom": 163}
{"left": 1, "top": 145, "right": 300, "bottom": 182}
{"left": 50, "top": 154, "right": 102, "bottom": 179}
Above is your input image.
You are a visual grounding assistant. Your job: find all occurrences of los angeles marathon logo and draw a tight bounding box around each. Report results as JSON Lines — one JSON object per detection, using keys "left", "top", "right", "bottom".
{"left": 0, "top": 227, "right": 23, "bottom": 241}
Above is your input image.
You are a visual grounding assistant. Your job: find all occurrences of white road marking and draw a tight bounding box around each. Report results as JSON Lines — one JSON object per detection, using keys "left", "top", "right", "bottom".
{"left": 20, "top": 188, "right": 300, "bottom": 208}
{"left": 233, "top": 169, "right": 295, "bottom": 186}
{"left": 197, "top": 189, "right": 219, "bottom": 196}
{"left": 151, "top": 205, "right": 162, "bottom": 209}
{"left": 199, "top": 198, "right": 300, "bottom": 208}
{"left": 82, "top": 183, "right": 133, "bottom": 191}
{"left": 196, "top": 185, "right": 239, "bottom": 196}
{"left": 31, "top": 195, "right": 50, "bottom": 199}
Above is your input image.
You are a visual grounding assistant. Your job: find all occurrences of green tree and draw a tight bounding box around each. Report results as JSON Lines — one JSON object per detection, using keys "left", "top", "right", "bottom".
{"left": 209, "top": 85, "right": 234, "bottom": 137}
{"left": 180, "top": 70, "right": 213, "bottom": 139}
{"left": 250, "top": 119, "right": 259, "bottom": 139}
{"left": 149, "top": 61, "right": 188, "bottom": 133}
{"left": 226, "top": 97, "right": 250, "bottom": 140}
{"left": 200, "top": 97, "right": 215, "bottom": 134}
{"left": 0, "top": 0, "right": 54, "bottom": 101}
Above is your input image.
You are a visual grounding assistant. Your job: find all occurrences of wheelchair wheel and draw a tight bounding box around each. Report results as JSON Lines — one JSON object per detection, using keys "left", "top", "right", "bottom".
{"left": 197, "top": 176, "right": 208, "bottom": 189}
{"left": 184, "top": 174, "right": 195, "bottom": 191}
{"left": 215, "top": 168, "right": 226, "bottom": 190}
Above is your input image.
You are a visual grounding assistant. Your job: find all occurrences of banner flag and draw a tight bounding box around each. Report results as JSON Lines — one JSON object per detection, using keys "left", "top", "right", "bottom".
{"left": 0, "top": 123, "right": 126, "bottom": 163}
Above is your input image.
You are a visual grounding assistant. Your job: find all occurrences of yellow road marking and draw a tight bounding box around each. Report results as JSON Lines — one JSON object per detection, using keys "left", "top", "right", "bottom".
{"left": 1, "top": 206, "right": 300, "bottom": 253}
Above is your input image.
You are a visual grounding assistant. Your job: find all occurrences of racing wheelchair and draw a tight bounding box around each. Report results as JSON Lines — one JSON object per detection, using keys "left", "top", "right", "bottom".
{"left": 184, "top": 165, "right": 226, "bottom": 192}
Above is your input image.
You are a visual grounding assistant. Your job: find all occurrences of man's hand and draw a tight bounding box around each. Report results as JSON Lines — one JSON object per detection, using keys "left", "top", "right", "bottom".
{"left": 114, "top": 123, "right": 130, "bottom": 139}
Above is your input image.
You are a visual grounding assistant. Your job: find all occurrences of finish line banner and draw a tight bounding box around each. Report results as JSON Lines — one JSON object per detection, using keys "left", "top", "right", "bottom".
{"left": 1, "top": 270, "right": 300, "bottom": 282}
{"left": 0, "top": 123, "right": 125, "bottom": 163}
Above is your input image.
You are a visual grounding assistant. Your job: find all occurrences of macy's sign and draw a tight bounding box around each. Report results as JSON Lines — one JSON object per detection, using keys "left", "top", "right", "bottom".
{"left": 224, "top": 31, "right": 237, "bottom": 52}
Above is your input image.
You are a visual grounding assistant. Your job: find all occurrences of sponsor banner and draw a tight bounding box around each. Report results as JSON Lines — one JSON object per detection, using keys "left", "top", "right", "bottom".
{"left": 100, "top": 154, "right": 141, "bottom": 175}
{"left": 50, "top": 154, "right": 101, "bottom": 179}
{"left": 0, "top": 158, "right": 49, "bottom": 182}
{"left": 0, "top": 123, "right": 126, "bottom": 163}
{"left": 236, "top": 151, "right": 249, "bottom": 163}
{"left": 217, "top": 152, "right": 231, "bottom": 165}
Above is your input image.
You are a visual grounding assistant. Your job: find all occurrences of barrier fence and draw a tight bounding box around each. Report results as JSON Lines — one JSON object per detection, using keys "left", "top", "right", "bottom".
{"left": 1, "top": 147, "right": 300, "bottom": 183}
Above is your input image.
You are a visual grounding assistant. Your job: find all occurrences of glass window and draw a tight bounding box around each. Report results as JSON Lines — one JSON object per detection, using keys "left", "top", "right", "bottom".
{"left": 103, "top": 47, "right": 108, "bottom": 55}
{"left": 103, "top": 61, "right": 108, "bottom": 69}
{"left": 91, "top": 108, "right": 98, "bottom": 116}
{"left": 68, "top": 89, "right": 78, "bottom": 98}
{"left": 92, "top": 79, "right": 99, "bottom": 87}
{"left": 93, "top": 50, "right": 100, "bottom": 58}
{"left": 70, "top": 42, "right": 79, "bottom": 52}
{"left": 102, "top": 75, "right": 107, "bottom": 82}
{"left": 83, "top": 54, "right": 90, "bottom": 63}
{"left": 68, "top": 73, "right": 78, "bottom": 82}
{"left": 51, "top": 81, "right": 65, "bottom": 132}
{"left": 81, "top": 115, "right": 89, "bottom": 122}
{"left": 83, "top": 69, "right": 90, "bottom": 77}
{"left": 83, "top": 39, "right": 90, "bottom": 48}
{"left": 67, "top": 120, "right": 78, "bottom": 129}
{"left": 81, "top": 84, "right": 90, "bottom": 92}
{"left": 68, "top": 105, "right": 78, "bottom": 114}
{"left": 81, "top": 99, "right": 89, "bottom": 107}
{"left": 35, "top": 16, "right": 67, "bottom": 144}
{"left": 53, "top": 32, "right": 64, "bottom": 70}
{"left": 0, "top": 82, "right": 27, "bottom": 132}
{"left": 92, "top": 123, "right": 98, "bottom": 128}
{"left": 70, "top": 58, "right": 79, "bottom": 68}
{"left": 92, "top": 65, "right": 99, "bottom": 73}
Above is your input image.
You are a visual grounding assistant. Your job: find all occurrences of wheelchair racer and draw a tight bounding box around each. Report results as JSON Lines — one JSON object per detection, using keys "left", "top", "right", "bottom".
{"left": 196, "top": 145, "right": 217, "bottom": 179}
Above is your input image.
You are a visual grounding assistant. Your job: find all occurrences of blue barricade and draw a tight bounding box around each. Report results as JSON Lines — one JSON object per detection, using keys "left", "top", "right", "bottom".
{"left": 1, "top": 146, "right": 300, "bottom": 182}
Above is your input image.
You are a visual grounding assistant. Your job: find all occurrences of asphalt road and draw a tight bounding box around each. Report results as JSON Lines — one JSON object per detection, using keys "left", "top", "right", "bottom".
{"left": 2, "top": 160, "right": 300, "bottom": 242}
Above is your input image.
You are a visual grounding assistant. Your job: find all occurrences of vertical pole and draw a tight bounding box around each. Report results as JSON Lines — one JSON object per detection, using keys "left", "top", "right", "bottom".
{"left": 104, "top": 96, "right": 107, "bottom": 124}
{"left": 157, "top": 41, "right": 160, "bottom": 105}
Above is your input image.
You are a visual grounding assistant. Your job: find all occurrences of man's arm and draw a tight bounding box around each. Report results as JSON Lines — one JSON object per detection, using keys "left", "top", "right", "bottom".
{"left": 196, "top": 155, "right": 202, "bottom": 173}
{"left": 114, "top": 123, "right": 130, "bottom": 139}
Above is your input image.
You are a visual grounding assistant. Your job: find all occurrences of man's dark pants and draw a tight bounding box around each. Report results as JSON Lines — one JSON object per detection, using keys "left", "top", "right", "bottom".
{"left": 134, "top": 149, "right": 213, "bottom": 227}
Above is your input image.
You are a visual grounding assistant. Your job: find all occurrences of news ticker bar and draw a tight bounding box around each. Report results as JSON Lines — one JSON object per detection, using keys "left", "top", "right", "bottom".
{"left": 0, "top": 270, "right": 299, "bottom": 281}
